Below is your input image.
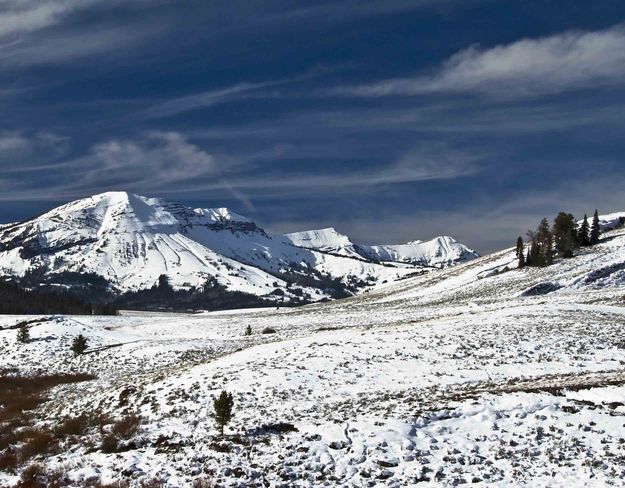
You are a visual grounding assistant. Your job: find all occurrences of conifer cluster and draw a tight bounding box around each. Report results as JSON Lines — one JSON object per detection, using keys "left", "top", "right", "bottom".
{"left": 517, "top": 210, "right": 601, "bottom": 268}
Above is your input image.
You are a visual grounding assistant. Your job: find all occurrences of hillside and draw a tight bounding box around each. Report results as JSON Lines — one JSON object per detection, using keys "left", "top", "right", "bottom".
{"left": 0, "top": 192, "right": 477, "bottom": 307}
{"left": 1, "top": 219, "right": 625, "bottom": 486}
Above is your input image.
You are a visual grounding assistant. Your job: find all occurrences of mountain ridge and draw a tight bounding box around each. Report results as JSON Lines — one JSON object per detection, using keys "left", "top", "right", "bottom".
{"left": 0, "top": 191, "right": 478, "bottom": 306}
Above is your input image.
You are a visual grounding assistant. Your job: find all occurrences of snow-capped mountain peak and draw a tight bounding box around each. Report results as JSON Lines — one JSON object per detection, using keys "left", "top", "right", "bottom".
{"left": 287, "top": 228, "right": 479, "bottom": 267}
{"left": 0, "top": 192, "right": 479, "bottom": 304}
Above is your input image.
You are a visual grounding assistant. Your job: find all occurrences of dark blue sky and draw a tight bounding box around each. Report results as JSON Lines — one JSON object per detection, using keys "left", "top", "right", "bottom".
{"left": 1, "top": 0, "right": 625, "bottom": 252}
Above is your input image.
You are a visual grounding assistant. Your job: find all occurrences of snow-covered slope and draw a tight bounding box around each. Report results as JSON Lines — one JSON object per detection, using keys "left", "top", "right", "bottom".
{"left": 0, "top": 192, "right": 469, "bottom": 301}
{"left": 596, "top": 212, "right": 625, "bottom": 231}
{"left": 3, "top": 225, "right": 625, "bottom": 486}
{"left": 286, "top": 228, "right": 479, "bottom": 267}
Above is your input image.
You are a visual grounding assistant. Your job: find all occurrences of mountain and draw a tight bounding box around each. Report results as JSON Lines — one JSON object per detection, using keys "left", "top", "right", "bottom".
{"left": 285, "top": 227, "right": 479, "bottom": 267}
{"left": 0, "top": 192, "right": 477, "bottom": 307}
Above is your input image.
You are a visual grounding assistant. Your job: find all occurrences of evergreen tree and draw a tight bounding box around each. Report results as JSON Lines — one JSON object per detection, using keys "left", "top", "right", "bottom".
{"left": 553, "top": 212, "right": 578, "bottom": 258}
{"left": 545, "top": 234, "right": 554, "bottom": 265}
{"left": 213, "top": 390, "right": 234, "bottom": 436}
{"left": 537, "top": 218, "right": 553, "bottom": 265}
{"left": 157, "top": 274, "right": 172, "bottom": 290}
{"left": 244, "top": 324, "right": 252, "bottom": 336}
{"left": 71, "top": 334, "right": 88, "bottom": 355}
{"left": 578, "top": 214, "right": 590, "bottom": 247}
{"left": 516, "top": 237, "right": 524, "bottom": 258}
{"left": 516, "top": 237, "right": 525, "bottom": 268}
{"left": 16, "top": 325, "right": 30, "bottom": 344}
{"left": 590, "top": 209, "right": 600, "bottom": 245}
{"left": 526, "top": 230, "right": 541, "bottom": 267}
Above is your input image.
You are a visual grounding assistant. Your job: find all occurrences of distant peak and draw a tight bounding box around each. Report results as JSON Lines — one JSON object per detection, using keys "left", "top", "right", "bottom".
{"left": 285, "top": 227, "right": 353, "bottom": 249}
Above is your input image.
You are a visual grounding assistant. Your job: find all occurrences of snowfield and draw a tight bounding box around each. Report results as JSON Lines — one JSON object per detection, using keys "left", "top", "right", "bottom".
{"left": 3, "top": 225, "right": 625, "bottom": 486}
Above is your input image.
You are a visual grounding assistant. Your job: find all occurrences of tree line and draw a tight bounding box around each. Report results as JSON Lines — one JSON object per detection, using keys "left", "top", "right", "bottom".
{"left": 516, "top": 209, "right": 601, "bottom": 268}
{"left": 0, "top": 281, "right": 117, "bottom": 315}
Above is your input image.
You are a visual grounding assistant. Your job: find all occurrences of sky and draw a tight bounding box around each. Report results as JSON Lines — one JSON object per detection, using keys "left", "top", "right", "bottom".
{"left": 1, "top": 0, "right": 625, "bottom": 253}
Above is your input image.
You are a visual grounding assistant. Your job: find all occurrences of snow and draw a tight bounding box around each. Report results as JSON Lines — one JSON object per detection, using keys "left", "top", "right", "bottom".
{"left": 286, "top": 227, "right": 479, "bottom": 267}
{"left": 366, "top": 235, "right": 479, "bottom": 267}
{"left": 0, "top": 191, "right": 477, "bottom": 300}
{"left": 3, "top": 211, "right": 625, "bottom": 486}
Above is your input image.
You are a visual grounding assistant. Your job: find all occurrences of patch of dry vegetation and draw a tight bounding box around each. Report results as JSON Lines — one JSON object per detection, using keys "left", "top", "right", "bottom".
{"left": 0, "top": 369, "right": 153, "bottom": 486}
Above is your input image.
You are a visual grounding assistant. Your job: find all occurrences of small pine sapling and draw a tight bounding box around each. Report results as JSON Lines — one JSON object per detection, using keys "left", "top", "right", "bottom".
{"left": 71, "top": 334, "right": 88, "bottom": 356}
{"left": 17, "top": 325, "right": 30, "bottom": 344}
{"left": 244, "top": 325, "right": 252, "bottom": 336}
{"left": 213, "top": 390, "right": 234, "bottom": 437}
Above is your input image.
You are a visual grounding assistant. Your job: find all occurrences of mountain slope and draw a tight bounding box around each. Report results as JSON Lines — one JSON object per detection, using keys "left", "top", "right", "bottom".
{"left": 0, "top": 192, "right": 476, "bottom": 303}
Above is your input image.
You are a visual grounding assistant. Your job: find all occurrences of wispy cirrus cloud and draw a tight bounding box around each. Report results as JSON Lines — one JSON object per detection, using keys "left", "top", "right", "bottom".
{"left": 142, "top": 66, "right": 337, "bottom": 119}
{"left": 0, "top": 130, "right": 70, "bottom": 163}
{"left": 0, "top": 1, "right": 172, "bottom": 69}
{"left": 0, "top": 131, "right": 480, "bottom": 201}
{"left": 0, "top": 0, "right": 88, "bottom": 38}
{"left": 328, "top": 23, "right": 625, "bottom": 99}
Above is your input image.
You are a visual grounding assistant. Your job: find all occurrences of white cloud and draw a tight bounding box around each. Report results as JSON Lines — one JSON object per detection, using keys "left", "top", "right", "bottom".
{"left": 161, "top": 143, "right": 481, "bottom": 197}
{"left": 0, "top": 1, "right": 85, "bottom": 38}
{"left": 77, "top": 131, "right": 216, "bottom": 188}
{"left": 142, "top": 66, "right": 337, "bottom": 119}
{"left": 0, "top": 131, "right": 220, "bottom": 199}
{"left": 0, "top": 131, "right": 29, "bottom": 153}
{"left": 0, "top": 134, "right": 478, "bottom": 202}
{"left": 329, "top": 24, "right": 625, "bottom": 99}
{"left": 0, "top": 1, "right": 170, "bottom": 68}
{"left": 0, "top": 130, "right": 70, "bottom": 163}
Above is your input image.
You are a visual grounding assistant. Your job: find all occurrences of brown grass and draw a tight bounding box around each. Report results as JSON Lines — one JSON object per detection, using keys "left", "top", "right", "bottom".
{"left": 0, "top": 372, "right": 96, "bottom": 473}
{"left": 90, "top": 480, "right": 131, "bottom": 488}
{"left": 17, "top": 462, "right": 47, "bottom": 488}
{"left": 19, "top": 430, "right": 60, "bottom": 461}
{"left": 110, "top": 413, "right": 142, "bottom": 439}
{"left": 0, "top": 372, "right": 96, "bottom": 423}
{"left": 99, "top": 413, "right": 144, "bottom": 453}
{"left": 0, "top": 447, "right": 18, "bottom": 473}
{"left": 55, "top": 411, "right": 112, "bottom": 437}
{"left": 192, "top": 478, "right": 215, "bottom": 488}
{"left": 137, "top": 479, "right": 167, "bottom": 488}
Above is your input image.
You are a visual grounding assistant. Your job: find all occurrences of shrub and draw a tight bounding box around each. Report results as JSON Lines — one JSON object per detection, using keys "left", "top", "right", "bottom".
{"left": 137, "top": 478, "right": 166, "bottom": 487}
{"left": 100, "top": 413, "right": 143, "bottom": 453}
{"left": 89, "top": 480, "right": 130, "bottom": 488}
{"left": 55, "top": 411, "right": 111, "bottom": 437}
{"left": 111, "top": 413, "right": 142, "bottom": 439}
{"left": 0, "top": 448, "right": 18, "bottom": 473}
{"left": 262, "top": 422, "right": 298, "bottom": 433}
{"left": 192, "top": 478, "right": 215, "bottom": 488}
{"left": 100, "top": 434, "right": 119, "bottom": 454}
{"left": 261, "top": 327, "right": 276, "bottom": 334}
{"left": 19, "top": 430, "right": 59, "bottom": 462}
{"left": 18, "top": 462, "right": 47, "bottom": 487}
